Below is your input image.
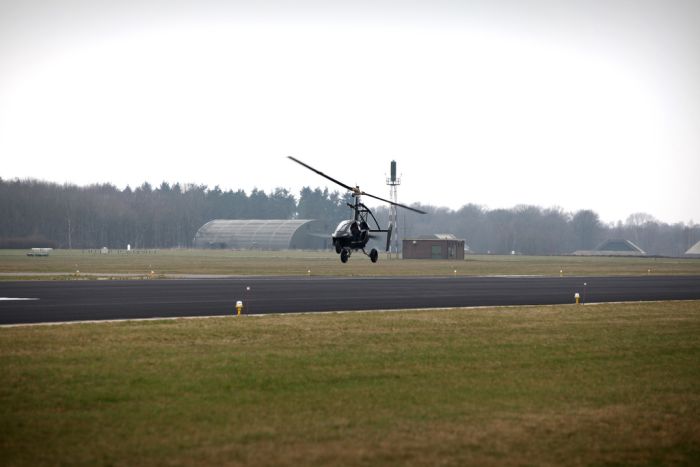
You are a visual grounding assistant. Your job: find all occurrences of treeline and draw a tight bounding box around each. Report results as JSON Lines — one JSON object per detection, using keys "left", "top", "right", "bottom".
{"left": 374, "top": 205, "right": 699, "bottom": 257}
{"left": 1, "top": 178, "right": 698, "bottom": 256}
{"left": 0, "top": 179, "right": 352, "bottom": 249}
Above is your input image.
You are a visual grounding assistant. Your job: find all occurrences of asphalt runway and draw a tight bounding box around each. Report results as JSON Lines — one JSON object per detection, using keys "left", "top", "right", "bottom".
{"left": 1, "top": 275, "right": 699, "bottom": 325}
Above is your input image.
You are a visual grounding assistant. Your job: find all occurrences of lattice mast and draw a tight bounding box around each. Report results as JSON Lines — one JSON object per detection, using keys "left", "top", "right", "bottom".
{"left": 386, "top": 160, "right": 401, "bottom": 257}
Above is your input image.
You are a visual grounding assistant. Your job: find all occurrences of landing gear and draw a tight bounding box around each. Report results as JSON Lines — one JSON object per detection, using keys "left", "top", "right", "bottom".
{"left": 338, "top": 247, "right": 379, "bottom": 263}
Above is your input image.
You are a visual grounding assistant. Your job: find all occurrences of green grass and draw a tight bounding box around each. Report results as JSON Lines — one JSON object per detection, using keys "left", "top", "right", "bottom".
{"left": 2, "top": 248, "right": 700, "bottom": 278}
{"left": 1, "top": 301, "right": 699, "bottom": 465}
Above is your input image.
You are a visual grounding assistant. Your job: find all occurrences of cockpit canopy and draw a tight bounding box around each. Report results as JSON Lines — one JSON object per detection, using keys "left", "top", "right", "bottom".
{"left": 333, "top": 220, "right": 354, "bottom": 237}
{"left": 333, "top": 220, "right": 371, "bottom": 238}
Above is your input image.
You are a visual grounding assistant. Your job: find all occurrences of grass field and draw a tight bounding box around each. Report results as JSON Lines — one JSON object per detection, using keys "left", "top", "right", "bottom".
{"left": 2, "top": 248, "right": 700, "bottom": 278}
{"left": 1, "top": 301, "right": 699, "bottom": 465}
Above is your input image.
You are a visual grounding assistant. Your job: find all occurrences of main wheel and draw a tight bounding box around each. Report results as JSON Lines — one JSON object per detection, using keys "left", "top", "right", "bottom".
{"left": 335, "top": 244, "right": 342, "bottom": 254}
{"left": 340, "top": 249, "right": 349, "bottom": 263}
{"left": 370, "top": 248, "right": 378, "bottom": 263}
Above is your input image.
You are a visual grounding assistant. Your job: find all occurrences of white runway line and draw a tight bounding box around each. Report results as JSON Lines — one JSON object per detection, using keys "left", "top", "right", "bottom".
{"left": 0, "top": 297, "right": 39, "bottom": 301}
{"left": 3, "top": 299, "right": 698, "bottom": 328}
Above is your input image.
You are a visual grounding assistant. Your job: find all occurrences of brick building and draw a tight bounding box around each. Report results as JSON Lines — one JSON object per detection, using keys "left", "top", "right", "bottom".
{"left": 402, "top": 234, "right": 465, "bottom": 260}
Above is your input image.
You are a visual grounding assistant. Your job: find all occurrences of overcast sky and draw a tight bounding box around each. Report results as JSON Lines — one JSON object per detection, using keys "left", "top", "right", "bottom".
{"left": 1, "top": 0, "right": 698, "bottom": 224}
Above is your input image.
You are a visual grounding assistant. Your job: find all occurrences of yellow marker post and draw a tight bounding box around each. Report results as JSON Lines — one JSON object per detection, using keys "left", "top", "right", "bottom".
{"left": 560, "top": 269, "right": 563, "bottom": 277}
{"left": 574, "top": 292, "right": 580, "bottom": 305}
{"left": 236, "top": 300, "right": 243, "bottom": 316}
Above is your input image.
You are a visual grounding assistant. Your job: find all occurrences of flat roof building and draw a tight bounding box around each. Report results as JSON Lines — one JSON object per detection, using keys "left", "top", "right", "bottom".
{"left": 402, "top": 234, "right": 465, "bottom": 260}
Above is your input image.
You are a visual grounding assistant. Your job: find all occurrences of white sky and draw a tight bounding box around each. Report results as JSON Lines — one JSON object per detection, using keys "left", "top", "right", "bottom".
{"left": 1, "top": 0, "right": 699, "bottom": 224}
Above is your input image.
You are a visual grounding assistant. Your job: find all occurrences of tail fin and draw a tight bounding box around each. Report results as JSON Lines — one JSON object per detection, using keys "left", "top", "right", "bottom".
{"left": 385, "top": 224, "right": 393, "bottom": 252}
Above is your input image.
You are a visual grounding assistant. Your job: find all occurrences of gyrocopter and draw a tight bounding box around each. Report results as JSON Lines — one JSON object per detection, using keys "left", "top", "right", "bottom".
{"left": 288, "top": 156, "right": 426, "bottom": 263}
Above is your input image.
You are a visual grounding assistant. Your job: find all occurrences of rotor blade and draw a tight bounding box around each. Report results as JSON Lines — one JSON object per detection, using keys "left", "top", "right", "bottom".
{"left": 360, "top": 191, "right": 427, "bottom": 214}
{"left": 287, "top": 156, "right": 356, "bottom": 193}
{"left": 288, "top": 156, "right": 426, "bottom": 214}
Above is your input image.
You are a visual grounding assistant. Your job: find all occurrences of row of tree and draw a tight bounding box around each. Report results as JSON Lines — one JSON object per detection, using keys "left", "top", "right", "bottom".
{"left": 1, "top": 178, "right": 698, "bottom": 256}
{"left": 377, "top": 205, "right": 699, "bottom": 257}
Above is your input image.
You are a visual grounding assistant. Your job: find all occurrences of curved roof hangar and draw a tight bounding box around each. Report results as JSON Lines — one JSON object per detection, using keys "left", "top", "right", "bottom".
{"left": 193, "top": 219, "right": 326, "bottom": 250}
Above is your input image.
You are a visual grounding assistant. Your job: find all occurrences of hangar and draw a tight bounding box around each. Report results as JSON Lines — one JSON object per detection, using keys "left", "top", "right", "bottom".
{"left": 686, "top": 240, "right": 700, "bottom": 257}
{"left": 573, "top": 238, "right": 646, "bottom": 256}
{"left": 193, "top": 219, "right": 328, "bottom": 250}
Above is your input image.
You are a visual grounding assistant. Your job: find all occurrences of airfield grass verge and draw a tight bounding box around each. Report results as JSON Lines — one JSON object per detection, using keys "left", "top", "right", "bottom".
{"left": 2, "top": 248, "right": 700, "bottom": 278}
{"left": 1, "top": 301, "right": 700, "bottom": 465}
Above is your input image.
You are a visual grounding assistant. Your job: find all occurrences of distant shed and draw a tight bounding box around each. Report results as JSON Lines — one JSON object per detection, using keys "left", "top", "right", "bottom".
{"left": 26, "top": 247, "right": 52, "bottom": 257}
{"left": 193, "top": 219, "right": 327, "bottom": 250}
{"left": 402, "top": 234, "right": 465, "bottom": 260}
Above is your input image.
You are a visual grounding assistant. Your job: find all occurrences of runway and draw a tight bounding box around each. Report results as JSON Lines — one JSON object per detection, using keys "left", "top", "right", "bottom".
{"left": 1, "top": 275, "right": 699, "bottom": 325}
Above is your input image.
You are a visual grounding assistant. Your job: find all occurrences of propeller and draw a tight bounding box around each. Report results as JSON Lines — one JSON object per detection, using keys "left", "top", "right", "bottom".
{"left": 288, "top": 156, "right": 427, "bottom": 214}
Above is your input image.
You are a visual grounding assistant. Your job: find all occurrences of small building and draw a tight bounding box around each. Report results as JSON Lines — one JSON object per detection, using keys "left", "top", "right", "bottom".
{"left": 402, "top": 234, "right": 465, "bottom": 260}
{"left": 193, "top": 219, "right": 328, "bottom": 250}
{"left": 26, "top": 247, "right": 52, "bottom": 257}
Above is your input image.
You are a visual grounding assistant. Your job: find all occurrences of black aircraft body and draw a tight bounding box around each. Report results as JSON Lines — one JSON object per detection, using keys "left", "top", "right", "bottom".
{"left": 288, "top": 156, "right": 426, "bottom": 263}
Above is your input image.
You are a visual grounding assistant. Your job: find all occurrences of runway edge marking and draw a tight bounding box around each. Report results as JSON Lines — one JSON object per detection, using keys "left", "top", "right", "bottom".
{"left": 2, "top": 299, "right": 699, "bottom": 328}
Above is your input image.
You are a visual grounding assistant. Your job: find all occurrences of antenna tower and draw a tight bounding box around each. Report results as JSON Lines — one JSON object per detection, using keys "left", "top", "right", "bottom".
{"left": 386, "top": 160, "right": 401, "bottom": 258}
